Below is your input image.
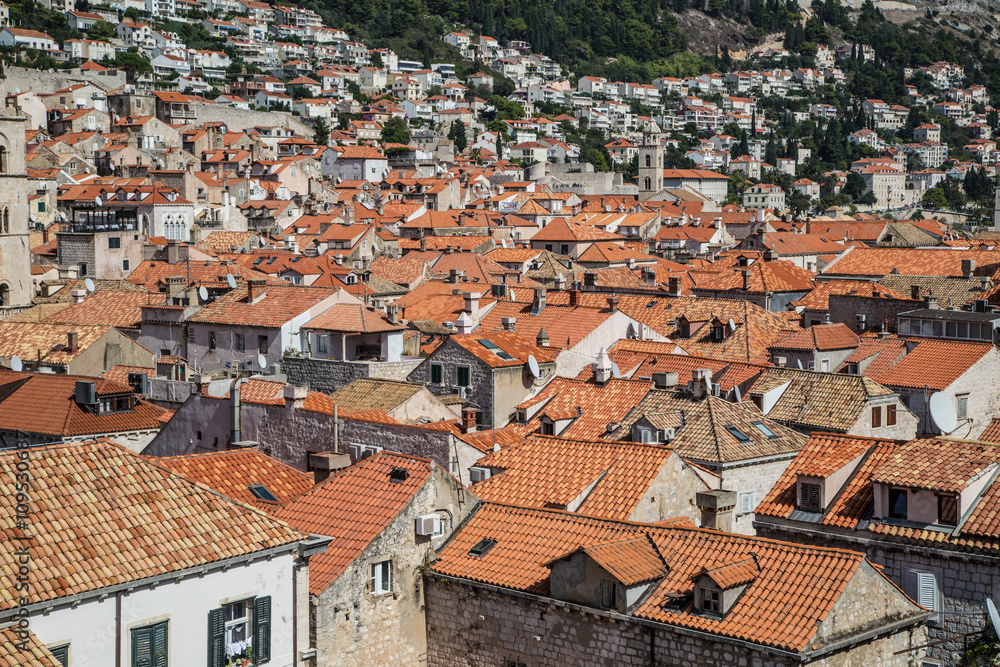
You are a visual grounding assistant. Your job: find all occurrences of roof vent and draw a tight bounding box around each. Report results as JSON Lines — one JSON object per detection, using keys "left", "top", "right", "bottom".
{"left": 389, "top": 467, "right": 409, "bottom": 483}
{"left": 469, "top": 537, "right": 496, "bottom": 558}
{"left": 75, "top": 380, "right": 97, "bottom": 406}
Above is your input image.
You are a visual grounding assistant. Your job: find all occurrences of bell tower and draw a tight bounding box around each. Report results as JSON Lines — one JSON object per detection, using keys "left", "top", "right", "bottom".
{"left": 638, "top": 121, "right": 663, "bottom": 201}
{"left": 0, "top": 63, "right": 31, "bottom": 309}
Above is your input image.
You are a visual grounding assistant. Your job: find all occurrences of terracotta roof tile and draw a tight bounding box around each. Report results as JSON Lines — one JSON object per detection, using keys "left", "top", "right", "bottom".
{"left": 448, "top": 332, "right": 558, "bottom": 369}
{"left": 0, "top": 628, "right": 62, "bottom": 667}
{"left": 153, "top": 449, "right": 315, "bottom": 510}
{"left": 328, "top": 378, "right": 427, "bottom": 414}
{"left": 790, "top": 279, "right": 912, "bottom": 311}
{"left": 0, "top": 440, "right": 305, "bottom": 609}
{"left": 549, "top": 534, "right": 666, "bottom": 585}
{"left": 693, "top": 260, "right": 816, "bottom": 294}
{"left": 302, "top": 303, "right": 404, "bottom": 333}
{"left": 824, "top": 247, "right": 1000, "bottom": 279}
{"left": 271, "top": 452, "right": 434, "bottom": 594}
{"left": 871, "top": 339, "right": 993, "bottom": 391}
{"left": 513, "top": 377, "right": 653, "bottom": 439}
{"left": 189, "top": 284, "right": 336, "bottom": 328}
{"left": 870, "top": 438, "right": 999, "bottom": 493}
{"left": 702, "top": 556, "right": 759, "bottom": 589}
{"left": 770, "top": 323, "right": 859, "bottom": 351}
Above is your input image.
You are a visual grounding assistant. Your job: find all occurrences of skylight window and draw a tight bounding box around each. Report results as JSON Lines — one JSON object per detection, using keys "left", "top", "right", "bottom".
{"left": 753, "top": 422, "right": 778, "bottom": 439}
{"left": 478, "top": 339, "right": 514, "bottom": 361}
{"left": 469, "top": 538, "right": 496, "bottom": 558}
{"left": 725, "top": 426, "right": 750, "bottom": 442}
{"left": 247, "top": 484, "right": 278, "bottom": 502}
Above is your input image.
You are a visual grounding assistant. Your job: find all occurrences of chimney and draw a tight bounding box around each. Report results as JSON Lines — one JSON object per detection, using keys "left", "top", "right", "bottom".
{"left": 696, "top": 490, "right": 737, "bottom": 532}
{"left": 691, "top": 368, "right": 712, "bottom": 399}
{"left": 247, "top": 279, "right": 266, "bottom": 303}
{"left": 910, "top": 285, "right": 920, "bottom": 300}
{"left": 607, "top": 295, "right": 619, "bottom": 313}
{"left": 165, "top": 275, "right": 186, "bottom": 300}
{"left": 963, "top": 258, "right": 976, "bottom": 279}
{"left": 981, "top": 277, "right": 991, "bottom": 292}
{"left": 387, "top": 303, "right": 400, "bottom": 324}
{"left": 536, "top": 328, "right": 549, "bottom": 346}
{"left": 592, "top": 347, "right": 612, "bottom": 385}
{"left": 283, "top": 384, "right": 307, "bottom": 409}
{"left": 531, "top": 286, "right": 546, "bottom": 315}
{"left": 642, "top": 267, "right": 656, "bottom": 287}
{"left": 569, "top": 288, "right": 580, "bottom": 307}
{"left": 449, "top": 268, "right": 460, "bottom": 284}
{"left": 714, "top": 216, "right": 722, "bottom": 229}
{"left": 463, "top": 292, "right": 480, "bottom": 318}
{"left": 446, "top": 244, "right": 454, "bottom": 254}
{"left": 420, "top": 237, "right": 427, "bottom": 251}
{"left": 71, "top": 289, "right": 87, "bottom": 303}
{"left": 741, "top": 268, "right": 751, "bottom": 291}
{"left": 668, "top": 276, "right": 681, "bottom": 297}
{"left": 67, "top": 331, "right": 79, "bottom": 353}
{"left": 461, "top": 406, "right": 478, "bottom": 434}
{"left": 501, "top": 317, "right": 516, "bottom": 332}
{"left": 925, "top": 295, "right": 938, "bottom": 310}
{"left": 553, "top": 274, "right": 566, "bottom": 291}
{"left": 334, "top": 254, "right": 344, "bottom": 266}
{"left": 652, "top": 372, "right": 679, "bottom": 389}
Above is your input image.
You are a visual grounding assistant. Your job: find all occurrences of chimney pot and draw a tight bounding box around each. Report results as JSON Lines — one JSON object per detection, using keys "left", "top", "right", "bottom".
{"left": 67, "top": 331, "right": 79, "bottom": 353}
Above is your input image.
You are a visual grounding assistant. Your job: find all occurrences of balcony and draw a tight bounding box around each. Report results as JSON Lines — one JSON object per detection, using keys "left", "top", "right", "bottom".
{"left": 66, "top": 209, "right": 139, "bottom": 233}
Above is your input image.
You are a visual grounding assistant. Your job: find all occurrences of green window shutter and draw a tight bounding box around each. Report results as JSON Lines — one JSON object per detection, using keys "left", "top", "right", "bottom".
{"left": 254, "top": 596, "right": 272, "bottom": 663}
{"left": 132, "top": 626, "right": 152, "bottom": 667}
{"left": 430, "top": 364, "right": 442, "bottom": 384}
{"left": 208, "top": 607, "right": 225, "bottom": 667}
{"left": 49, "top": 645, "right": 69, "bottom": 666}
{"left": 151, "top": 622, "right": 168, "bottom": 667}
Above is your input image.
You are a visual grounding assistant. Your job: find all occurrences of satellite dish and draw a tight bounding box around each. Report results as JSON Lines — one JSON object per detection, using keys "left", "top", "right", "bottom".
{"left": 796, "top": 358, "right": 803, "bottom": 369}
{"left": 733, "top": 385, "right": 741, "bottom": 402}
{"left": 84, "top": 278, "right": 95, "bottom": 293}
{"left": 612, "top": 362, "right": 621, "bottom": 379}
{"left": 198, "top": 286, "right": 208, "bottom": 301}
{"left": 988, "top": 599, "right": 1000, "bottom": 637}
{"left": 226, "top": 274, "right": 237, "bottom": 289}
{"left": 929, "top": 392, "right": 958, "bottom": 433}
{"left": 527, "top": 354, "right": 540, "bottom": 378}
{"left": 29, "top": 214, "right": 35, "bottom": 223}
{"left": 95, "top": 196, "right": 103, "bottom": 207}
{"left": 257, "top": 354, "right": 267, "bottom": 370}
{"left": 501, "top": 238, "right": 508, "bottom": 248}
{"left": 10, "top": 356, "right": 22, "bottom": 372}
{"left": 728, "top": 318, "right": 736, "bottom": 331}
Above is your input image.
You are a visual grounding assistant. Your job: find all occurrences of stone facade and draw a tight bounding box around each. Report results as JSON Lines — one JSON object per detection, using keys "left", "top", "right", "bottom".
{"left": 423, "top": 576, "right": 927, "bottom": 667}
{"left": 313, "top": 468, "right": 477, "bottom": 666}
{"left": 0, "top": 97, "right": 31, "bottom": 309}
{"left": 282, "top": 355, "right": 422, "bottom": 393}
{"left": 828, "top": 294, "right": 918, "bottom": 334}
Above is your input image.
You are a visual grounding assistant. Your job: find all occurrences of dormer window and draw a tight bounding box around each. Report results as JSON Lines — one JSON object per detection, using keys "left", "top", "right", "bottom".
{"left": 799, "top": 480, "right": 822, "bottom": 512}
{"left": 888, "top": 487, "right": 908, "bottom": 520}
{"left": 600, "top": 580, "right": 618, "bottom": 609}
{"left": 938, "top": 493, "right": 958, "bottom": 526}
{"left": 700, "top": 587, "right": 721, "bottom": 614}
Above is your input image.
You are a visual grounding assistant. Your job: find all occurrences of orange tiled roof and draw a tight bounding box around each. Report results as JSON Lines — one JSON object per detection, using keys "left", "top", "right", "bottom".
{"left": 978, "top": 417, "right": 1000, "bottom": 443}
{"left": 694, "top": 260, "right": 815, "bottom": 294}
{"left": 431, "top": 503, "right": 903, "bottom": 652}
{"left": 789, "top": 279, "right": 912, "bottom": 311}
{"left": 549, "top": 534, "right": 666, "bottom": 585}
{"left": 302, "top": 303, "right": 404, "bottom": 333}
{"left": 448, "top": 331, "right": 558, "bottom": 369}
{"left": 0, "top": 628, "right": 62, "bottom": 667}
{"left": 869, "top": 438, "right": 999, "bottom": 493}
{"left": 153, "top": 449, "right": 314, "bottom": 510}
{"left": 100, "top": 364, "right": 156, "bottom": 385}
{"left": 824, "top": 247, "right": 1000, "bottom": 279}
{"left": 271, "top": 452, "right": 434, "bottom": 594}
{"left": 769, "top": 323, "right": 859, "bottom": 351}
{"left": 871, "top": 339, "right": 993, "bottom": 391}
{"left": 513, "top": 377, "right": 653, "bottom": 440}
{"left": 0, "top": 440, "right": 305, "bottom": 609}
{"left": 702, "top": 556, "right": 760, "bottom": 589}
{"left": 470, "top": 435, "right": 688, "bottom": 519}
{"left": 836, "top": 336, "right": 907, "bottom": 376}
{"left": 42, "top": 289, "right": 167, "bottom": 329}
{"left": 0, "top": 322, "right": 118, "bottom": 366}
{"left": 189, "top": 284, "right": 336, "bottom": 327}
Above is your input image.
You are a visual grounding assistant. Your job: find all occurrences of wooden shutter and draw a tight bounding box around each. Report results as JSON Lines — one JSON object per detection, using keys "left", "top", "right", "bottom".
{"left": 151, "top": 622, "right": 168, "bottom": 667}
{"left": 208, "top": 607, "right": 225, "bottom": 667}
{"left": 132, "top": 626, "right": 152, "bottom": 667}
{"left": 871, "top": 406, "right": 881, "bottom": 428}
{"left": 254, "top": 596, "right": 272, "bottom": 663}
{"left": 887, "top": 404, "right": 897, "bottom": 426}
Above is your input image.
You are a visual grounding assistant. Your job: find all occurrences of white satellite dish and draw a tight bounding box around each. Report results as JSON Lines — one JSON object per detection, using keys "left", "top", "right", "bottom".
{"left": 796, "top": 358, "right": 803, "bottom": 369}
{"left": 94, "top": 196, "right": 103, "bottom": 207}
{"left": 733, "top": 385, "right": 741, "bottom": 402}
{"left": 226, "top": 273, "right": 237, "bottom": 289}
{"left": 84, "top": 278, "right": 95, "bottom": 293}
{"left": 929, "top": 392, "right": 958, "bottom": 433}
{"left": 527, "top": 354, "right": 540, "bottom": 378}
{"left": 29, "top": 214, "right": 36, "bottom": 223}
{"left": 612, "top": 362, "right": 621, "bottom": 379}
{"left": 988, "top": 599, "right": 1000, "bottom": 636}
{"left": 257, "top": 354, "right": 268, "bottom": 370}
{"left": 501, "top": 238, "right": 508, "bottom": 248}
{"left": 728, "top": 318, "right": 736, "bottom": 331}
{"left": 198, "top": 286, "right": 208, "bottom": 301}
{"left": 10, "top": 356, "right": 22, "bottom": 372}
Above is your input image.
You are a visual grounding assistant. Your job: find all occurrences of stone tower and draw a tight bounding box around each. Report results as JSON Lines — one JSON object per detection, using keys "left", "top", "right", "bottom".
{"left": 638, "top": 121, "right": 663, "bottom": 201}
{"left": 0, "top": 63, "right": 31, "bottom": 309}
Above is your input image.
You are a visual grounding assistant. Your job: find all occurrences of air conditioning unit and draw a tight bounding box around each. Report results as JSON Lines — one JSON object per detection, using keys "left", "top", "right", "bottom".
{"left": 414, "top": 514, "right": 442, "bottom": 536}
{"left": 856, "top": 314, "right": 867, "bottom": 323}
{"left": 469, "top": 467, "right": 491, "bottom": 483}
{"left": 659, "top": 427, "right": 676, "bottom": 443}
{"left": 348, "top": 443, "right": 382, "bottom": 460}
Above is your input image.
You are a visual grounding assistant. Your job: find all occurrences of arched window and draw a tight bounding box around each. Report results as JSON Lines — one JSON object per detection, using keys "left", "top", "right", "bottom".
{"left": 644, "top": 177, "right": 651, "bottom": 190}
{"left": 0, "top": 147, "right": 8, "bottom": 174}
{"left": 2, "top": 208, "right": 8, "bottom": 234}
{"left": 645, "top": 154, "right": 651, "bottom": 168}
{"left": 0, "top": 284, "right": 8, "bottom": 306}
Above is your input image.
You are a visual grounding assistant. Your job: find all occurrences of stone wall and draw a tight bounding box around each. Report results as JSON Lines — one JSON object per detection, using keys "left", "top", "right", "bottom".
{"left": 828, "top": 294, "right": 918, "bottom": 334}
{"left": 423, "top": 578, "right": 924, "bottom": 666}
{"left": 191, "top": 101, "right": 313, "bottom": 136}
{"left": 283, "top": 356, "right": 423, "bottom": 394}
{"left": 5, "top": 67, "right": 125, "bottom": 95}
{"left": 56, "top": 233, "right": 96, "bottom": 275}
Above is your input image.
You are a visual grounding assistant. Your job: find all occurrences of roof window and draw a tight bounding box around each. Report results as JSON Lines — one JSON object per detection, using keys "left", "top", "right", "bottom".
{"left": 247, "top": 483, "right": 278, "bottom": 502}
{"left": 725, "top": 426, "right": 750, "bottom": 442}
{"left": 752, "top": 421, "right": 777, "bottom": 439}
{"left": 469, "top": 538, "right": 496, "bottom": 558}
{"left": 478, "top": 338, "right": 514, "bottom": 361}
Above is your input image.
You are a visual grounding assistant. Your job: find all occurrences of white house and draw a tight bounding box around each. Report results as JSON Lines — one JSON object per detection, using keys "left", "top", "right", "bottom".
{"left": 0, "top": 27, "right": 58, "bottom": 51}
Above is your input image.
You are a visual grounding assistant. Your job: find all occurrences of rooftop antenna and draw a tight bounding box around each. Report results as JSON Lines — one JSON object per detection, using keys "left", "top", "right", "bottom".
{"left": 929, "top": 391, "right": 958, "bottom": 434}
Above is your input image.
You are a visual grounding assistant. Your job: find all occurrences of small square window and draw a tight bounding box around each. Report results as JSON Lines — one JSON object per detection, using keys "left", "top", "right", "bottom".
{"left": 108, "top": 236, "right": 120, "bottom": 249}
{"left": 887, "top": 404, "right": 897, "bottom": 426}
{"left": 370, "top": 560, "right": 392, "bottom": 595}
{"left": 223, "top": 599, "right": 250, "bottom": 645}
{"left": 800, "top": 482, "right": 821, "bottom": 511}
{"left": 456, "top": 366, "right": 470, "bottom": 387}
{"left": 871, "top": 405, "right": 882, "bottom": 428}
{"left": 122, "top": 259, "right": 129, "bottom": 271}
{"left": 600, "top": 579, "right": 617, "bottom": 609}
{"left": 701, "top": 587, "right": 720, "bottom": 614}
{"left": 938, "top": 494, "right": 958, "bottom": 526}
{"left": 957, "top": 395, "right": 969, "bottom": 420}
{"left": 889, "top": 488, "right": 908, "bottom": 520}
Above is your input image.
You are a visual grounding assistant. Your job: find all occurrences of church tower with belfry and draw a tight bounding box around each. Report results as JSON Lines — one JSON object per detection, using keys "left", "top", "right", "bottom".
{"left": 637, "top": 121, "right": 663, "bottom": 201}
{"left": 0, "top": 62, "right": 31, "bottom": 309}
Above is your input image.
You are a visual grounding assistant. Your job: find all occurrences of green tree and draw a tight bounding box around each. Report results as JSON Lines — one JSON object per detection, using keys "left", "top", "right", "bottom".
{"left": 87, "top": 21, "right": 115, "bottom": 42}
{"left": 114, "top": 52, "right": 153, "bottom": 76}
{"left": 842, "top": 172, "right": 867, "bottom": 199}
{"left": 857, "top": 191, "right": 877, "bottom": 206}
{"left": 921, "top": 187, "right": 948, "bottom": 208}
{"left": 448, "top": 120, "right": 468, "bottom": 152}
{"left": 313, "top": 116, "right": 330, "bottom": 146}
{"left": 381, "top": 116, "right": 411, "bottom": 144}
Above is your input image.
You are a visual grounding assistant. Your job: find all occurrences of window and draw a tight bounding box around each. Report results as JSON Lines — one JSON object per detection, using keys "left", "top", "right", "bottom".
{"left": 821, "top": 358, "right": 829, "bottom": 372}
{"left": 938, "top": 494, "right": 958, "bottom": 526}
{"left": 600, "top": 579, "right": 617, "bottom": 609}
{"left": 456, "top": 366, "right": 470, "bottom": 387}
{"left": 370, "top": 560, "right": 392, "bottom": 595}
{"left": 753, "top": 422, "right": 777, "bottom": 439}
{"left": 317, "top": 334, "right": 327, "bottom": 354}
{"left": 801, "top": 482, "right": 821, "bottom": 511}
{"left": 109, "top": 236, "right": 121, "bottom": 249}
{"left": 208, "top": 597, "right": 270, "bottom": 667}
{"left": 725, "top": 426, "right": 750, "bottom": 442}
{"left": 257, "top": 335, "right": 268, "bottom": 354}
{"left": 701, "top": 587, "right": 721, "bottom": 614}
{"left": 541, "top": 421, "right": 554, "bottom": 436}
{"left": 887, "top": 404, "right": 897, "bottom": 427}
{"left": 235, "top": 334, "right": 245, "bottom": 352}
{"left": 79, "top": 263, "right": 87, "bottom": 276}
{"left": 248, "top": 484, "right": 278, "bottom": 502}
{"left": 560, "top": 244, "right": 569, "bottom": 255}
{"left": 469, "top": 538, "right": 496, "bottom": 557}
{"left": 904, "top": 569, "right": 939, "bottom": 622}
{"left": 130, "top": 620, "right": 167, "bottom": 667}
{"left": 957, "top": 394, "right": 969, "bottom": 420}
{"left": 208, "top": 331, "right": 217, "bottom": 350}
{"left": 739, "top": 492, "right": 756, "bottom": 514}
{"left": 122, "top": 259, "right": 130, "bottom": 271}
{"left": 889, "top": 487, "right": 908, "bottom": 520}
{"left": 871, "top": 406, "right": 882, "bottom": 428}
{"left": 49, "top": 645, "right": 68, "bottom": 666}
{"left": 430, "top": 363, "right": 443, "bottom": 384}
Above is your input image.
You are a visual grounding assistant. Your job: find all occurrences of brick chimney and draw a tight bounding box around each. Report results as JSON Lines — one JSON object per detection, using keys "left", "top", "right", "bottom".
{"left": 165, "top": 275, "right": 186, "bottom": 300}
{"left": 461, "top": 406, "right": 477, "bottom": 434}
{"left": 697, "top": 490, "right": 737, "bottom": 532}
{"left": 668, "top": 276, "right": 681, "bottom": 297}
{"left": 67, "top": 331, "right": 79, "bottom": 353}
{"left": 569, "top": 288, "right": 580, "bottom": 307}
{"left": 247, "top": 279, "right": 266, "bottom": 303}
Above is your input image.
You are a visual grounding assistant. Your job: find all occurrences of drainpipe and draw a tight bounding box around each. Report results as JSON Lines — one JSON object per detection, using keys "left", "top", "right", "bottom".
{"left": 333, "top": 403, "right": 339, "bottom": 454}
{"left": 116, "top": 591, "right": 122, "bottom": 667}
{"left": 230, "top": 377, "right": 247, "bottom": 446}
